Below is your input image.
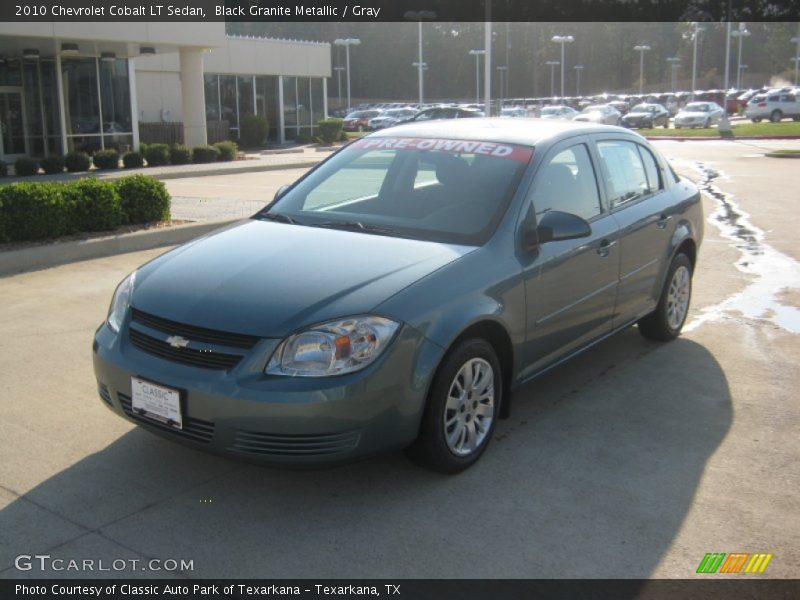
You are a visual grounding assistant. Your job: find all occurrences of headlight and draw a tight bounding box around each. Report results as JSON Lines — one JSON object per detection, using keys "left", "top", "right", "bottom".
{"left": 107, "top": 271, "right": 136, "bottom": 333}
{"left": 266, "top": 316, "right": 400, "bottom": 377}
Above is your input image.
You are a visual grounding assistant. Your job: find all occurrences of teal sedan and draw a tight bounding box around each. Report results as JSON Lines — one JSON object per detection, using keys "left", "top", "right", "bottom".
{"left": 94, "top": 119, "right": 702, "bottom": 473}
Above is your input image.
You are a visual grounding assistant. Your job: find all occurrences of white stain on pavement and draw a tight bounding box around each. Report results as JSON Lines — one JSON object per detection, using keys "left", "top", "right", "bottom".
{"left": 680, "top": 161, "right": 800, "bottom": 334}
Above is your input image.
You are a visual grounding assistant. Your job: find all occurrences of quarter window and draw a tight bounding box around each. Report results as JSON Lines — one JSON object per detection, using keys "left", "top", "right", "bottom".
{"left": 637, "top": 145, "right": 662, "bottom": 193}
{"left": 531, "top": 144, "right": 602, "bottom": 221}
{"left": 596, "top": 141, "right": 650, "bottom": 208}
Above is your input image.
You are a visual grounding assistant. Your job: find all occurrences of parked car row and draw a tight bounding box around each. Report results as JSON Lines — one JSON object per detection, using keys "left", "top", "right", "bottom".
{"left": 339, "top": 85, "right": 799, "bottom": 134}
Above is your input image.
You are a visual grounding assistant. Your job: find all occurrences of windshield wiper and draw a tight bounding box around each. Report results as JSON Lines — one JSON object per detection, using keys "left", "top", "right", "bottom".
{"left": 309, "top": 220, "right": 413, "bottom": 239}
{"left": 256, "top": 211, "right": 301, "bottom": 225}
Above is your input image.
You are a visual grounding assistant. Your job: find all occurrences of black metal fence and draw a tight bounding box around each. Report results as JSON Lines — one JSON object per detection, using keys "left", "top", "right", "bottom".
{"left": 138, "top": 121, "right": 230, "bottom": 145}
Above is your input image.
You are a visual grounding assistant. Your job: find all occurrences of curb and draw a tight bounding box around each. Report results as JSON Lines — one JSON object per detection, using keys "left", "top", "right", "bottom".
{"left": 0, "top": 219, "right": 239, "bottom": 277}
{"left": 764, "top": 152, "right": 800, "bottom": 158}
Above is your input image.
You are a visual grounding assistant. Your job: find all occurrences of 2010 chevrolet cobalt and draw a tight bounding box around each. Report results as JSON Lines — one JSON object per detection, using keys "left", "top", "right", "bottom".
{"left": 93, "top": 119, "right": 702, "bottom": 473}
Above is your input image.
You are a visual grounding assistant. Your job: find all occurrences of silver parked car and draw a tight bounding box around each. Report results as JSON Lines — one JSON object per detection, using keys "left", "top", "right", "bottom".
{"left": 673, "top": 102, "right": 725, "bottom": 128}
{"left": 572, "top": 104, "right": 621, "bottom": 126}
{"left": 745, "top": 91, "right": 800, "bottom": 123}
{"left": 539, "top": 105, "right": 579, "bottom": 120}
{"left": 368, "top": 108, "right": 419, "bottom": 130}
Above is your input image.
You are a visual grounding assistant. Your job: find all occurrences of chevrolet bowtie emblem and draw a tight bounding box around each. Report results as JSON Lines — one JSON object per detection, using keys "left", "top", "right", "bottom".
{"left": 166, "top": 335, "right": 190, "bottom": 349}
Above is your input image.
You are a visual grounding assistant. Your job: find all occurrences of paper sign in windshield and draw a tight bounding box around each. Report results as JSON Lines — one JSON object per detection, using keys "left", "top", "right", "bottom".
{"left": 350, "top": 137, "right": 533, "bottom": 163}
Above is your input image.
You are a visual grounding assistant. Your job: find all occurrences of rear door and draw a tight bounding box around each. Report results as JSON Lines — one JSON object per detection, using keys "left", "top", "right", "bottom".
{"left": 592, "top": 137, "right": 675, "bottom": 325}
{"left": 519, "top": 139, "right": 621, "bottom": 378}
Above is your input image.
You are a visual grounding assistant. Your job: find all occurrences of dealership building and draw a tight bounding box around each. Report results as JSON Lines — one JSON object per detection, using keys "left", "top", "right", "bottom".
{"left": 0, "top": 22, "right": 331, "bottom": 160}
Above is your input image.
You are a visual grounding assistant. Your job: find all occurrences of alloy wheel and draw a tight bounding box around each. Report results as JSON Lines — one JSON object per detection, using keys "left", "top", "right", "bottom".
{"left": 666, "top": 265, "right": 691, "bottom": 330}
{"left": 443, "top": 358, "right": 495, "bottom": 456}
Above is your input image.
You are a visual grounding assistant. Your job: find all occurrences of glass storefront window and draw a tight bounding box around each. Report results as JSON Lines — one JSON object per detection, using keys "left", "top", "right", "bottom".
{"left": 61, "top": 58, "right": 101, "bottom": 135}
{"left": 256, "top": 75, "right": 278, "bottom": 141}
{"left": 297, "top": 77, "right": 311, "bottom": 129}
{"left": 283, "top": 76, "right": 297, "bottom": 128}
{"left": 100, "top": 58, "right": 132, "bottom": 143}
{"left": 238, "top": 76, "right": 254, "bottom": 118}
{"left": 311, "top": 78, "right": 324, "bottom": 134}
{"left": 219, "top": 75, "right": 237, "bottom": 135}
{"left": 22, "top": 60, "right": 44, "bottom": 155}
{"left": 204, "top": 74, "right": 219, "bottom": 120}
{"left": 0, "top": 59, "right": 22, "bottom": 86}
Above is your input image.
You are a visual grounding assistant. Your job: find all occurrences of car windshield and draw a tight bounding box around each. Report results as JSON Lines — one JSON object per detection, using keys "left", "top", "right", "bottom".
{"left": 582, "top": 106, "right": 605, "bottom": 113}
{"left": 684, "top": 103, "right": 709, "bottom": 112}
{"left": 541, "top": 107, "right": 562, "bottom": 115}
{"left": 261, "top": 136, "right": 533, "bottom": 245}
{"left": 632, "top": 104, "right": 657, "bottom": 113}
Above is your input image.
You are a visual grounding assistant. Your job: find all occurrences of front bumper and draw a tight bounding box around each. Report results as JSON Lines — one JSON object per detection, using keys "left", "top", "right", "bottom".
{"left": 93, "top": 319, "right": 444, "bottom": 466}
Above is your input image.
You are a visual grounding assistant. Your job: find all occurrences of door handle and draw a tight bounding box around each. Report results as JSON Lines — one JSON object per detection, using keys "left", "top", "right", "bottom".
{"left": 596, "top": 239, "right": 616, "bottom": 257}
{"left": 657, "top": 214, "right": 672, "bottom": 229}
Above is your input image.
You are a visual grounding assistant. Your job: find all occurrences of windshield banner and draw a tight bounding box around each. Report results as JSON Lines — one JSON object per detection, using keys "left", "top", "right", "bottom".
{"left": 350, "top": 137, "right": 533, "bottom": 163}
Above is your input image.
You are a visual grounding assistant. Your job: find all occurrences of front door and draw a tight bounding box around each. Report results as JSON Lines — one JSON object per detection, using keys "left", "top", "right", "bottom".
{"left": 519, "top": 140, "right": 621, "bottom": 380}
{"left": 0, "top": 87, "right": 29, "bottom": 160}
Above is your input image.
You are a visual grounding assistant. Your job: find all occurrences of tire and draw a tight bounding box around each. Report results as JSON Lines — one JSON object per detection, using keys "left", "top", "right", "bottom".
{"left": 406, "top": 338, "right": 501, "bottom": 474}
{"left": 703, "top": 119, "right": 710, "bottom": 128}
{"left": 752, "top": 118, "right": 762, "bottom": 123}
{"left": 770, "top": 110, "right": 783, "bottom": 123}
{"left": 638, "top": 253, "right": 693, "bottom": 342}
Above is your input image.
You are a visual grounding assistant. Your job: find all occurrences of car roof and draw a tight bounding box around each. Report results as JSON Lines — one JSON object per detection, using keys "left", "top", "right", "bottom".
{"left": 367, "top": 117, "right": 625, "bottom": 147}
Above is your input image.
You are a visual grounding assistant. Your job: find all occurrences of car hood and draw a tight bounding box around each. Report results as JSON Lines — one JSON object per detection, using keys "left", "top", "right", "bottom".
{"left": 677, "top": 111, "right": 707, "bottom": 118}
{"left": 624, "top": 111, "right": 653, "bottom": 118}
{"left": 132, "top": 220, "right": 474, "bottom": 338}
{"left": 574, "top": 113, "right": 603, "bottom": 121}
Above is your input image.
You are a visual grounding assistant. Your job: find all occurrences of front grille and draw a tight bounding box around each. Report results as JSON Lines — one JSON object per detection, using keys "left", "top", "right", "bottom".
{"left": 131, "top": 309, "right": 259, "bottom": 349}
{"left": 129, "top": 328, "right": 243, "bottom": 370}
{"left": 118, "top": 392, "right": 214, "bottom": 444}
{"left": 97, "top": 382, "right": 112, "bottom": 406}
{"left": 230, "top": 430, "right": 361, "bottom": 457}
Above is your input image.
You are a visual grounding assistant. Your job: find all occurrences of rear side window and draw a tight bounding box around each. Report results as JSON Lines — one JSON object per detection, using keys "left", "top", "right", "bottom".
{"left": 596, "top": 140, "right": 650, "bottom": 208}
{"left": 637, "top": 145, "right": 663, "bottom": 193}
{"left": 531, "top": 144, "right": 602, "bottom": 221}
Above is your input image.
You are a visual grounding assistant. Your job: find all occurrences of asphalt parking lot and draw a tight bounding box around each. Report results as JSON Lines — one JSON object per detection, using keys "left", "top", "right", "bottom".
{"left": 1, "top": 140, "right": 798, "bottom": 579}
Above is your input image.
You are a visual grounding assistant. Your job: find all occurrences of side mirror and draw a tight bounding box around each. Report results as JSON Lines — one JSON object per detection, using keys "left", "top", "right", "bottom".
{"left": 527, "top": 210, "right": 592, "bottom": 249}
{"left": 274, "top": 184, "right": 290, "bottom": 202}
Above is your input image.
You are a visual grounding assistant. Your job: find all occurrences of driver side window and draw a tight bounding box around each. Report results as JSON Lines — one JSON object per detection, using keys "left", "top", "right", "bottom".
{"left": 530, "top": 144, "right": 603, "bottom": 221}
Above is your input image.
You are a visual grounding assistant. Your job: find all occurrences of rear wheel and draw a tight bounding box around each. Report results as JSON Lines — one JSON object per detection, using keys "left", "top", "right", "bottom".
{"left": 770, "top": 110, "right": 783, "bottom": 123}
{"left": 638, "top": 253, "right": 693, "bottom": 342}
{"left": 407, "top": 338, "right": 501, "bottom": 473}
{"left": 752, "top": 118, "right": 762, "bottom": 123}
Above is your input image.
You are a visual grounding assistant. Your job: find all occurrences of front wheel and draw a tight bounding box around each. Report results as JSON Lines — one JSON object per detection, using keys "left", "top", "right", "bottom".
{"left": 638, "top": 253, "right": 693, "bottom": 341}
{"left": 770, "top": 110, "right": 783, "bottom": 123}
{"left": 406, "top": 338, "right": 501, "bottom": 473}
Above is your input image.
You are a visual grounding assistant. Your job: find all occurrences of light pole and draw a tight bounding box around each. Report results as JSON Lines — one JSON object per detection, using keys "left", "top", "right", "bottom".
{"left": 731, "top": 24, "right": 751, "bottom": 90}
{"left": 633, "top": 44, "right": 651, "bottom": 95}
{"left": 791, "top": 36, "right": 800, "bottom": 85}
{"left": 666, "top": 57, "right": 681, "bottom": 92}
{"left": 546, "top": 61, "right": 560, "bottom": 98}
{"left": 683, "top": 23, "right": 705, "bottom": 100}
{"left": 551, "top": 35, "right": 574, "bottom": 99}
{"left": 333, "top": 66, "right": 346, "bottom": 109}
{"left": 496, "top": 66, "right": 508, "bottom": 107}
{"left": 333, "top": 38, "right": 361, "bottom": 113}
{"left": 404, "top": 10, "right": 436, "bottom": 106}
{"left": 738, "top": 64, "right": 748, "bottom": 88}
{"left": 574, "top": 65, "right": 584, "bottom": 96}
{"left": 469, "top": 49, "right": 486, "bottom": 104}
